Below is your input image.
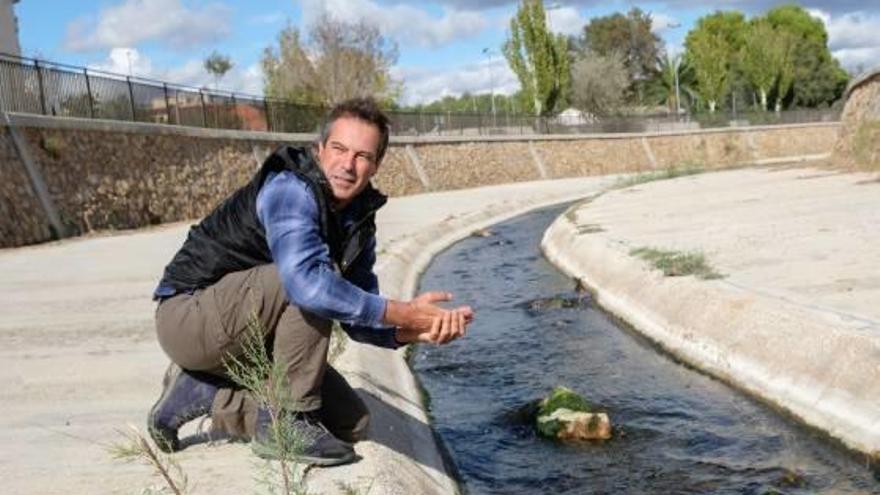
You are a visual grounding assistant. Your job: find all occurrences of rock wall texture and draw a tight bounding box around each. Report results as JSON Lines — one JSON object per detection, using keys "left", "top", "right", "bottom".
{"left": 1, "top": 114, "right": 838, "bottom": 248}
{"left": 833, "top": 67, "right": 880, "bottom": 171}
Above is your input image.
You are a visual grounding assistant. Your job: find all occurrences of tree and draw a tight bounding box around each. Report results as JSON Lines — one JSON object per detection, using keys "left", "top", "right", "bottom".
{"left": 685, "top": 11, "right": 747, "bottom": 112}
{"left": 203, "top": 51, "right": 233, "bottom": 90}
{"left": 765, "top": 5, "right": 848, "bottom": 108}
{"left": 570, "top": 50, "right": 628, "bottom": 117}
{"left": 503, "top": 0, "right": 570, "bottom": 116}
{"left": 580, "top": 8, "right": 663, "bottom": 103}
{"left": 740, "top": 19, "right": 792, "bottom": 111}
{"left": 262, "top": 15, "right": 399, "bottom": 107}
{"left": 399, "top": 92, "right": 524, "bottom": 115}
{"left": 262, "top": 25, "right": 320, "bottom": 104}
{"left": 648, "top": 53, "right": 696, "bottom": 113}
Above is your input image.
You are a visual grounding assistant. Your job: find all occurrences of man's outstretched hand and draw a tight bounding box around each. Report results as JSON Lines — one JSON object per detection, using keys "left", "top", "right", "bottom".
{"left": 384, "top": 291, "right": 474, "bottom": 345}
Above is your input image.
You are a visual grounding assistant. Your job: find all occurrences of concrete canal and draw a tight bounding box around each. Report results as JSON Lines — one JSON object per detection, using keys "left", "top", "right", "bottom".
{"left": 412, "top": 205, "right": 877, "bottom": 495}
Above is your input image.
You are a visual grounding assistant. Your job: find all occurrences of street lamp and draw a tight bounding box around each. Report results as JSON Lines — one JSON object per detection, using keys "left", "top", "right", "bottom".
{"left": 665, "top": 21, "right": 683, "bottom": 116}
{"left": 482, "top": 47, "right": 497, "bottom": 127}
{"left": 126, "top": 49, "right": 133, "bottom": 77}
{"left": 673, "top": 54, "right": 682, "bottom": 115}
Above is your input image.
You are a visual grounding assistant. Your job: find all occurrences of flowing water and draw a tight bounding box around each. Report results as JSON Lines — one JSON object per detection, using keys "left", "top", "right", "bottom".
{"left": 412, "top": 205, "right": 878, "bottom": 495}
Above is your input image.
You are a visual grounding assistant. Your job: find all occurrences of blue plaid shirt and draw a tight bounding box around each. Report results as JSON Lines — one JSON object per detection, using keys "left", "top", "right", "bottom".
{"left": 156, "top": 170, "right": 399, "bottom": 349}
{"left": 257, "top": 170, "right": 399, "bottom": 349}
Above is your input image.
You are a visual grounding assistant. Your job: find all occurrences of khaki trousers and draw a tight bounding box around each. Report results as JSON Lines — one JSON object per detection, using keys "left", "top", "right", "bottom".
{"left": 155, "top": 264, "right": 369, "bottom": 441}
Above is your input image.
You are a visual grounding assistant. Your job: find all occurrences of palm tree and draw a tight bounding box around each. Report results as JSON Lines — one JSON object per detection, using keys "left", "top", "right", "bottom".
{"left": 204, "top": 51, "right": 233, "bottom": 90}
{"left": 652, "top": 53, "right": 696, "bottom": 114}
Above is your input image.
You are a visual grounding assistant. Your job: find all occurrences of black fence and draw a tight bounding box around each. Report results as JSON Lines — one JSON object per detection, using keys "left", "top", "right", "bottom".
{"left": 0, "top": 53, "right": 841, "bottom": 136}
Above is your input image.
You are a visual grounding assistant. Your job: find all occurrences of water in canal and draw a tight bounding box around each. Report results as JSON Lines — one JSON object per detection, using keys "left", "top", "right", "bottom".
{"left": 412, "top": 205, "right": 877, "bottom": 495}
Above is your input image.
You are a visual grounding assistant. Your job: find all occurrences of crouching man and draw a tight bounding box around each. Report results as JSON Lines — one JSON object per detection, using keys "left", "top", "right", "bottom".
{"left": 148, "top": 97, "right": 473, "bottom": 466}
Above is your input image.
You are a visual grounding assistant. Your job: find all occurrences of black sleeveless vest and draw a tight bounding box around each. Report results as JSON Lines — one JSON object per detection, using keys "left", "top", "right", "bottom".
{"left": 157, "top": 145, "right": 387, "bottom": 295}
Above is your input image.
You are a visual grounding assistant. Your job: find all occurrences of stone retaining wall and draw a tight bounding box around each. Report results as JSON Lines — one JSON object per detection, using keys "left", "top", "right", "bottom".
{"left": 833, "top": 66, "right": 880, "bottom": 171}
{"left": 0, "top": 113, "right": 839, "bottom": 248}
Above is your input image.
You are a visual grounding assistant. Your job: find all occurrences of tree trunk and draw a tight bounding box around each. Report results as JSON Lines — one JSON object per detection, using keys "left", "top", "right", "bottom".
{"left": 760, "top": 89, "right": 767, "bottom": 111}
{"left": 709, "top": 100, "right": 716, "bottom": 113}
{"left": 774, "top": 99, "right": 782, "bottom": 113}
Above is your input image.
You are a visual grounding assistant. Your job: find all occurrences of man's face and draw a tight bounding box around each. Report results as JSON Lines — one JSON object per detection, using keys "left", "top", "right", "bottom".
{"left": 316, "top": 116, "right": 381, "bottom": 209}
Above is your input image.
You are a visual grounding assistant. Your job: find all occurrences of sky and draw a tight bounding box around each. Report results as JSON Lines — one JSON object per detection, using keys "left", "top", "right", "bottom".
{"left": 12, "top": 0, "right": 880, "bottom": 106}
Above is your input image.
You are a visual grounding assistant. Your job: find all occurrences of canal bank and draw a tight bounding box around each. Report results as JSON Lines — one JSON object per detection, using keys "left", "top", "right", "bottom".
{"left": 415, "top": 204, "right": 876, "bottom": 494}
{"left": 0, "top": 176, "right": 615, "bottom": 494}
{"left": 541, "top": 166, "right": 880, "bottom": 457}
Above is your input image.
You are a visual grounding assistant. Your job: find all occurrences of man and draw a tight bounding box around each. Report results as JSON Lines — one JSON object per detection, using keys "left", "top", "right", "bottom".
{"left": 148, "top": 98, "right": 473, "bottom": 466}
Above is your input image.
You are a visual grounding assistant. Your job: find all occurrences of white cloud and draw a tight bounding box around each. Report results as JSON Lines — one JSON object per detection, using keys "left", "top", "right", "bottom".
{"left": 64, "top": 0, "right": 232, "bottom": 52}
{"left": 546, "top": 6, "right": 586, "bottom": 36}
{"left": 397, "top": 57, "right": 519, "bottom": 106}
{"left": 301, "top": 0, "right": 487, "bottom": 48}
{"left": 88, "top": 47, "right": 153, "bottom": 77}
{"left": 651, "top": 12, "right": 681, "bottom": 33}
{"left": 809, "top": 8, "right": 880, "bottom": 71}
{"left": 88, "top": 48, "right": 263, "bottom": 96}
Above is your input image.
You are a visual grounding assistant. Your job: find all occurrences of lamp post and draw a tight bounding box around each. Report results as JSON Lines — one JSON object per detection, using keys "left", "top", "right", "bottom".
{"left": 482, "top": 47, "right": 497, "bottom": 127}
{"left": 665, "top": 22, "right": 683, "bottom": 116}
{"left": 673, "top": 54, "right": 682, "bottom": 116}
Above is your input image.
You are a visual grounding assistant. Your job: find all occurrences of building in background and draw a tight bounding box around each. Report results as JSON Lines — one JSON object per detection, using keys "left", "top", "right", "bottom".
{"left": 0, "top": 0, "right": 21, "bottom": 57}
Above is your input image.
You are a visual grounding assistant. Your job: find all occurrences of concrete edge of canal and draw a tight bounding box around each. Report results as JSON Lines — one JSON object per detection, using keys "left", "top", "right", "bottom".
{"left": 330, "top": 180, "right": 618, "bottom": 494}
{"left": 540, "top": 193, "right": 880, "bottom": 458}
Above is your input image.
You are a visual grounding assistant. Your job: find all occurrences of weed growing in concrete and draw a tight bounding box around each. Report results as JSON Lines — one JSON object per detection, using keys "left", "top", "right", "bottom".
{"left": 613, "top": 164, "right": 705, "bottom": 189}
{"left": 630, "top": 247, "right": 724, "bottom": 280}
{"left": 336, "top": 479, "right": 375, "bottom": 495}
{"left": 39, "top": 134, "right": 65, "bottom": 160}
{"left": 109, "top": 425, "right": 189, "bottom": 495}
{"left": 576, "top": 224, "right": 604, "bottom": 234}
{"left": 223, "top": 315, "right": 310, "bottom": 495}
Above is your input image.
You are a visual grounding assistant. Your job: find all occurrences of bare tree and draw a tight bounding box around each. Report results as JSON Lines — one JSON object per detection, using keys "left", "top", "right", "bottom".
{"left": 262, "top": 15, "right": 399, "bottom": 106}
{"left": 570, "top": 50, "right": 628, "bottom": 117}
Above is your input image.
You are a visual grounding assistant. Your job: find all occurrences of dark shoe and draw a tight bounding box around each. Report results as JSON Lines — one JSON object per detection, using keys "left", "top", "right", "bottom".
{"left": 253, "top": 409, "right": 355, "bottom": 466}
{"left": 148, "top": 363, "right": 220, "bottom": 453}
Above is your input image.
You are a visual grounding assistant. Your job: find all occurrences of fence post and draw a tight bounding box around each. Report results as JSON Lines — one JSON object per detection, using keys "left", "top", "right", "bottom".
{"left": 163, "top": 83, "right": 172, "bottom": 125}
{"left": 83, "top": 68, "right": 95, "bottom": 118}
{"left": 125, "top": 76, "right": 136, "bottom": 121}
{"left": 199, "top": 90, "right": 208, "bottom": 127}
{"left": 264, "top": 98, "right": 272, "bottom": 132}
{"left": 230, "top": 92, "right": 237, "bottom": 130}
{"left": 34, "top": 60, "right": 47, "bottom": 115}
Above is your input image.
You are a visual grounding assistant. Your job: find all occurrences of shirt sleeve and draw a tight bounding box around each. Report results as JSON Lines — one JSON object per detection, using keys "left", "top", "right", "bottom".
{"left": 339, "top": 235, "right": 402, "bottom": 349}
{"left": 256, "top": 171, "right": 388, "bottom": 328}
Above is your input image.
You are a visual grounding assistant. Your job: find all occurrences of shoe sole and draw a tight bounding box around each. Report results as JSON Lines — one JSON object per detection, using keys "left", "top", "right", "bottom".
{"left": 252, "top": 442, "right": 356, "bottom": 467}
{"left": 147, "top": 362, "right": 182, "bottom": 453}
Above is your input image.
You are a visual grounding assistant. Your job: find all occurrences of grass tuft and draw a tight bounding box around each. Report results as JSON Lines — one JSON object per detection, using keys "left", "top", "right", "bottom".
{"left": 630, "top": 247, "right": 724, "bottom": 280}
{"left": 614, "top": 164, "right": 705, "bottom": 189}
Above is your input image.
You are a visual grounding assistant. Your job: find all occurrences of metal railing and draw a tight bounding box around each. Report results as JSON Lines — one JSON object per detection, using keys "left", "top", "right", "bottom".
{"left": 0, "top": 52, "right": 841, "bottom": 136}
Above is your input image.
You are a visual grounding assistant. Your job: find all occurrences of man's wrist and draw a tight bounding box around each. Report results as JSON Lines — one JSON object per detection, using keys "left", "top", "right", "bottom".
{"left": 383, "top": 299, "right": 410, "bottom": 328}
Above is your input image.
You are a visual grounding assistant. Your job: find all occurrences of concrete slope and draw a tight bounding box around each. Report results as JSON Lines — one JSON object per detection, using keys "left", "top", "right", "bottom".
{"left": 541, "top": 166, "right": 880, "bottom": 456}
{"left": 0, "top": 176, "right": 614, "bottom": 494}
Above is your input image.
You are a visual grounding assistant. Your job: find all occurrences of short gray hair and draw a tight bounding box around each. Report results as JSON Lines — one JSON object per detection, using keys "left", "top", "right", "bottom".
{"left": 318, "top": 97, "right": 391, "bottom": 164}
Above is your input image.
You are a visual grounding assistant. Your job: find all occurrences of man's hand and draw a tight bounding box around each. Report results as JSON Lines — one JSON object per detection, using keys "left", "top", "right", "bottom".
{"left": 384, "top": 291, "right": 474, "bottom": 345}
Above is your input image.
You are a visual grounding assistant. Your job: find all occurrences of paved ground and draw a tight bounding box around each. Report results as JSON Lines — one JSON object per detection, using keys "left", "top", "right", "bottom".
{"left": 0, "top": 176, "right": 615, "bottom": 494}
{"left": 542, "top": 165, "right": 880, "bottom": 455}
{"left": 6, "top": 165, "right": 876, "bottom": 492}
